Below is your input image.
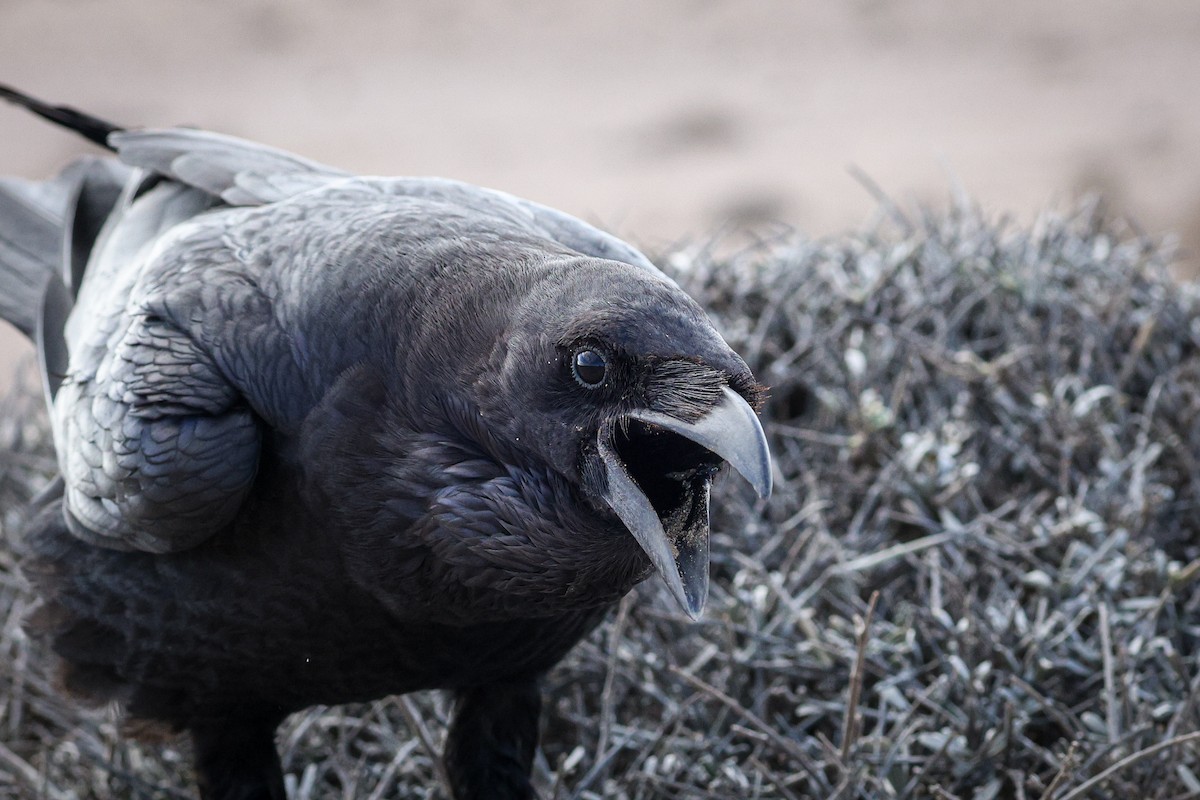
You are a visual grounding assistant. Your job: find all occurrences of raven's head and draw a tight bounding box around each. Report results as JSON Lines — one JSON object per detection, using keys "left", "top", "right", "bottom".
{"left": 479, "top": 257, "right": 771, "bottom": 618}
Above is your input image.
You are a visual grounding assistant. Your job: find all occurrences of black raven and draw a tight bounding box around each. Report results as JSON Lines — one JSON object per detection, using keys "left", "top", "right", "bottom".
{"left": 0, "top": 86, "right": 771, "bottom": 800}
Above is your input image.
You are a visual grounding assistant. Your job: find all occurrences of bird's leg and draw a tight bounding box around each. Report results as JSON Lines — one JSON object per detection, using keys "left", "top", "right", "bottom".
{"left": 444, "top": 678, "right": 543, "bottom": 800}
{"left": 190, "top": 714, "right": 286, "bottom": 800}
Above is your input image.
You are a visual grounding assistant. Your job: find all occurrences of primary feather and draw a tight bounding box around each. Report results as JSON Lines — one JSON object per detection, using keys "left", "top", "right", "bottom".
{"left": 0, "top": 86, "right": 770, "bottom": 800}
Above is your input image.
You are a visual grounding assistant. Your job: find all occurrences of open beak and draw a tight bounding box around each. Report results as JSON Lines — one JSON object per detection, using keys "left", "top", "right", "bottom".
{"left": 598, "top": 386, "right": 772, "bottom": 619}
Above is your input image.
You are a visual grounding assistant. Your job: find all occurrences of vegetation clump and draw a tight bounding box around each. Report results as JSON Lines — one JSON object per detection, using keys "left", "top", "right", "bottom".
{"left": 3, "top": 202, "right": 1199, "bottom": 798}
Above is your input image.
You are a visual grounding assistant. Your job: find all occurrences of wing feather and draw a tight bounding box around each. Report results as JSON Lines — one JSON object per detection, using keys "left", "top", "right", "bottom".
{"left": 110, "top": 128, "right": 350, "bottom": 205}
{"left": 39, "top": 122, "right": 662, "bottom": 555}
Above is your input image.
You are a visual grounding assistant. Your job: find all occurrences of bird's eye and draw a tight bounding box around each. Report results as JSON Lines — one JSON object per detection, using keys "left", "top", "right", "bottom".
{"left": 572, "top": 349, "right": 607, "bottom": 388}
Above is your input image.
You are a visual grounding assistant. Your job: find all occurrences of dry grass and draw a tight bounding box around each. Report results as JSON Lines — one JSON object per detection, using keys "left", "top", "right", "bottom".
{"left": 3, "top": 200, "right": 1200, "bottom": 798}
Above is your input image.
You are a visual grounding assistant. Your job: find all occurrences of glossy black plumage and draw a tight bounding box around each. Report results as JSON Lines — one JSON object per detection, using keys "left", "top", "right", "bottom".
{"left": 0, "top": 87, "right": 770, "bottom": 799}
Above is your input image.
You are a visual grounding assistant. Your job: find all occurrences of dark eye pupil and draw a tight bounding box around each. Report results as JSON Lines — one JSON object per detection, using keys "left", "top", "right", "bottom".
{"left": 573, "top": 349, "right": 607, "bottom": 387}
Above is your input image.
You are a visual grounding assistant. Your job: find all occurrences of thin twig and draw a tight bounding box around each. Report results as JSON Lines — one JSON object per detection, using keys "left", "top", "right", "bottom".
{"left": 847, "top": 163, "right": 915, "bottom": 233}
{"left": 833, "top": 532, "right": 956, "bottom": 575}
{"left": 840, "top": 591, "right": 879, "bottom": 762}
{"left": 668, "top": 665, "right": 828, "bottom": 788}
{"left": 748, "top": 754, "right": 806, "bottom": 800}
{"left": 1056, "top": 732, "right": 1200, "bottom": 800}
{"left": 1098, "top": 603, "right": 1119, "bottom": 745}
{"left": 397, "top": 697, "right": 453, "bottom": 797}
{"left": 1037, "top": 741, "right": 1079, "bottom": 800}
{"left": 0, "top": 738, "right": 71, "bottom": 800}
{"left": 595, "top": 593, "right": 633, "bottom": 765}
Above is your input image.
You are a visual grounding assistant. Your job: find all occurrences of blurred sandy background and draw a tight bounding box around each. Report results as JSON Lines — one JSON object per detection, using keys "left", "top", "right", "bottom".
{"left": 2, "top": 0, "right": 1200, "bottom": 378}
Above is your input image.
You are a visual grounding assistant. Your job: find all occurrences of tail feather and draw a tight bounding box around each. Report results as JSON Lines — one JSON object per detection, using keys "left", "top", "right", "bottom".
{"left": 0, "top": 85, "right": 132, "bottom": 338}
{"left": 0, "top": 157, "right": 132, "bottom": 336}
{"left": 0, "top": 84, "right": 122, "bottom": 149}
{"left": 65, "top": 159, "right": 130, "bottom": 296}
{"left": 38, "top": 269, "right": 71, "bottom": 407}
{"left": 0, "top": 171, "right": 76, "bottom": 337}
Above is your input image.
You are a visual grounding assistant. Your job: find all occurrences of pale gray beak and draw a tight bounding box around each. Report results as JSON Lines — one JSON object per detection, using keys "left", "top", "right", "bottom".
{"left": 598, "top": 386, "right": 772, "bottom": 619}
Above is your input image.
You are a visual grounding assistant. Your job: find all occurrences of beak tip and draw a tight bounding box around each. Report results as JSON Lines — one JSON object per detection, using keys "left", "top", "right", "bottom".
{"left": 663, "top": 546, "right": 709, "bottom": 620}
{"left": 687, "top": 583, "right": 708, "bottom": 618}
{"left": 755, "top": 466, "right": 773, "bottom": 500}
{"left": 670, "top": 581, "right": 707, "bottom": 620}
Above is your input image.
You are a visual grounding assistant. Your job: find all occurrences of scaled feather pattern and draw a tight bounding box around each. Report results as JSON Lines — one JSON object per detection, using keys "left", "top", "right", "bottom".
{"left": 0, "top": 86, "right": 771, "bottom": 800}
